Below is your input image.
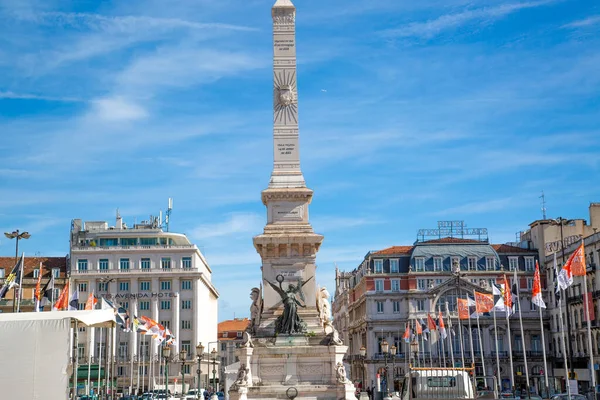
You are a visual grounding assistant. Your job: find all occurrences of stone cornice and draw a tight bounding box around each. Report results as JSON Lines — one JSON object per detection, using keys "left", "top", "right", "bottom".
{"left": 261, "top": 187, "right": 313, "bottom": 206}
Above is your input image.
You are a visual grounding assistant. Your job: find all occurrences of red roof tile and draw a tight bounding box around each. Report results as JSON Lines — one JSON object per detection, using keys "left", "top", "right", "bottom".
{"left": 372, "top": 246, "right": 413, "bottom": 256}
{"left": 218, "top": 318, "right": 250, "bottom": 333}
{"left": 492, "top": 244, "right": 536, "bottom": 254}
{"left": 0, "top": 256, "right": 68, "bottom": 278}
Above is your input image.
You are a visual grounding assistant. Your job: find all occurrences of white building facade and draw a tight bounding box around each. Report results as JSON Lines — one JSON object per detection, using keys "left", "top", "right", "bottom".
{"left": 69, "top": 214, "right": 218, "bottom": 394}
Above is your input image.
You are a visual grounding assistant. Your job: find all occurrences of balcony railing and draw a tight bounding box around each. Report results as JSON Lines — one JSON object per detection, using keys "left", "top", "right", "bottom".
{"left": 72, "top": 244, "right": 196, "bottom": 252}
{"left": 71, "top": 266, "right": 198, "bottom": 275}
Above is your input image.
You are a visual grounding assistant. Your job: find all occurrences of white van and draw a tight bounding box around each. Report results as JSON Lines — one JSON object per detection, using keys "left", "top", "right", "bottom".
{"left": 398, "top": 369, "right": 476, "bottom": 400}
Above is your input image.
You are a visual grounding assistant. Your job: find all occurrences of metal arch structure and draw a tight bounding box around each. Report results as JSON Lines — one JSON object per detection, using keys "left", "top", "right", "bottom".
{"left": 416, "top": 221, "right": 488, "bottom": 243}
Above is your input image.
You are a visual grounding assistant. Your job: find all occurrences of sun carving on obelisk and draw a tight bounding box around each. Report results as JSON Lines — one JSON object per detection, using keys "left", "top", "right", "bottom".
{"left": 274, "top": 69, "right": 298, "bottom": 125}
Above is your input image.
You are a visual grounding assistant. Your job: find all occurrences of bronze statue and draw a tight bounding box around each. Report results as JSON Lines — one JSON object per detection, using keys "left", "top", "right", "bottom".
{"left": 265, "top": 274, "right": 313, "bottom": 334}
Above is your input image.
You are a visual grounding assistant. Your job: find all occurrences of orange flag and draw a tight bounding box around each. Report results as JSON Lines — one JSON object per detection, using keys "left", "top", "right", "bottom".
{"left": 85, "top": 291, "right": 98, "bottom": 310}
{"left": 474, "top": 291, "right": 494, "bottom": 313}
{"left": 566, "top": 242, "right": 586, "bottom": 276}
{"left": 34, "top": 262, "right": 43, "bottom": 303}
{"left": 403, "top": 324, "right": 411, "bottom": 343}
{"left": 457, "top": 298, "right": 470, "bottom": 320}
{"left": 531, "top": 261, "right": 546, "bottom": 308}
{"left": 53, "top": 281, "right": 69, "bottom": 311}
{"left": 415, "top": 319, "right": 423, "bottom": 335}
{"left": 427, "top": 313, "right": 437, "bottom": 330}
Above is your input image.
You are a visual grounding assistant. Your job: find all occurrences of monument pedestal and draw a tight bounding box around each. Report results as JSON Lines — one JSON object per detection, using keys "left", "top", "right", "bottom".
{"left": 229, "top": 339, "right": 355, "bottom": 400}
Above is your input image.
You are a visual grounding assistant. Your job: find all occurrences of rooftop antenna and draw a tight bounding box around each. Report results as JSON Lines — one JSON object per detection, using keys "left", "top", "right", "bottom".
{"left": 165, "top": 198, "right": 173, "bottom": 232}
{"left": 540, "top": 190, "right": 547, "bottom": 219}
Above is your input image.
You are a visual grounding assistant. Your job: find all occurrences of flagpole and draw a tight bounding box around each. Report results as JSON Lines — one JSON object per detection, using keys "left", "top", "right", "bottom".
{"left": 558, "top": 293, "right": 571, "bottom": 399}
{"left": 537, "top": 301, "right": 549, "bottom": 397}
{"left": 439, "top": 306, "right": 446, "bottom": 367}
{"left": 466, "top": 294, "right": 476, "bottom": 381}
{"left": 457, "top": 310, "right": 466, "bottom": 370}
{"left": 446, "top": 302, "right": 455, "bottom": 369}
{"left": 16, "top": 253, "right": 24, "bottom": 313}
{"left": 97, "top": 327, "right": 103, "bottom": 396}
{"left": 584, "top": 273, "right": 596, "bottom": 395}
{"left": 504, "top": 278, "right": 515, "bottom": 395}
{"left": 87, "top": 328, "right": 93, "bottom": 396}
{"left": 514, "top": 270, "right": 531, "bottom": 398}
{"left": 491, "top": 288, "right": 502, "bottom": 396}
{"left": 138, "top": 334, "right": 143, "bottom": 393}
{"left": 473, "top": 291, "right": 486, "bottom": 388}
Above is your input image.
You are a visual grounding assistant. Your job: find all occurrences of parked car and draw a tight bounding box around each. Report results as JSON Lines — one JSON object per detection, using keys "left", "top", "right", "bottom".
{"left": 185, "top": 388, "right": 206, "bottom": 399}
{"left": 551, "top": 394, "right": 588, "bottom": 400}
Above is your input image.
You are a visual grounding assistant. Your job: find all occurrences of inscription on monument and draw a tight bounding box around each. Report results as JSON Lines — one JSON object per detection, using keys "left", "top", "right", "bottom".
{"left": 277, "top": 142, "right": 296, "bottom": 156}
{"left": 274, "top": 139, "right": 298, "bottom": 161}
{"left": 272, "top": 202, "right": 304, "bottom": 222}
{"left": 274, "top": 34, "right": 295, "bottom": 57}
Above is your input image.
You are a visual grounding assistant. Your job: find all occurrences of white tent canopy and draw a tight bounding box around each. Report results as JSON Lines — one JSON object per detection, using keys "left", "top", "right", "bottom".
{"left": 0, "top": 308, "right": 116, "bottom": 327}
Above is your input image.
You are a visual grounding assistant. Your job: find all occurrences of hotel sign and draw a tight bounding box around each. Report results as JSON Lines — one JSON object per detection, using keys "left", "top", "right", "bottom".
{"left": 107, "top": 292, "right": 176, "bottom": 299}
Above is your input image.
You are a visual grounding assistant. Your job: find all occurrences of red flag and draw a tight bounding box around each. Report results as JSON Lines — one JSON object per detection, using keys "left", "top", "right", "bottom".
{"left": 427, "top": 313, "right": 437, "bottom": 330}
{"left": 566, "top": 242, "right": 586, "bottom": 277}
{"left": 457, "top": 298, "right": 470, "bottom": 320}
{"left": 85, "top": 291, "right": 98, "bottom": 310}
{"left": 34, "top": 262, "right": 43, "bottom": 303}
{"left": 503, "top": 275, "right": 513, "bottom": 311}
{"left": 438, "top": 311, "right": 447, "bottom": 339}
{"left": 474, "top": 291, "right": 494, "bottom": 313}
{"left": 531, "top": 261, "right": 546, "bottom": 308}
{"left": 53, "top": 281, "right": 69, "bottom": 311}
{"left": 403, "top": 324, "right": 411, "bottom": 343}
{"left": 415, "top": 319, "right": 423, "bottom": 335}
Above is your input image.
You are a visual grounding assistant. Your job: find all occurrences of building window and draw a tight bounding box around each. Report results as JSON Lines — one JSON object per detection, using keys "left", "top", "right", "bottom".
{"left": 486, "top": 257, "right": 496, "bottom": 271}
{"left": 514, "top": 335, "right": 522, "bottom": 352}
{"left": 237, "top": 331, "right": 243, "bottom": 338}
{"left": 139, "top": 281, "right": 151, "bottom": 291}
{"left": 181, "top": 341, "right": 191, "bottom": 359}
{"left": 33, "top": 268, "right": 40, "bottom": 278}
{"left": 433, "top": 258, "right": 443, "bottom": 271}
{"left": 390, "top": 259, "right": 399, "bottom": 273}
{"left": 78, "top": 259, "right": 88, "bottom": 271}
{"left": 527, "top": 278, "right": 533, "bottom": 290}
{"left": 78, "top": 302, "right": 85, "bottom": 310}
{"left": 468, "top": 257, "right": 477, "bottom": 271}
{"left": 119, "top": 282, "right": 129, "bottom": 292}
{"left": 160, "top": 300, "right": 171, "bottom": 310}
{"left": 139, "top": 301, "right": 150, "bottom": 311}
{"left": 161, "top": 257, "right": 171, "bottom": 270}
{"left": 141, "top": 258, "right": 151, "bottom": 270}
{"left": 435, "top": 279, "right": 443, "bottom": 286}
{"left": 415, "top": 299, "right": 425, "bottom": 311}
{"left": 183, "top": 364, "right": 191, "bottom": 374}
{"left": 529, "top": 299, "right": 536, "bottom": 311}
{"left": 160, "top": 320, "right": 170, "bottom": 329}
{"left": 182, "top": 257, "right": 192, "bottom": 269}
{"left": 119, "top": 258, "right": 130, "bottom": 271}
{"left": 376, "top": 301, "right": 384, "bottom": 313}
{"left": 160, "top": 281, "right": 171, "bottom": 291}
{"left": 525, "top": 257, "right": 535, "bottom": 272}
{"left": 98, "top": 282, "right": 109, "bottom": 292}
{"left": 414, "top": 258, "right": 425, "bottom": 272}
{"left": 417, "top": 279, "right": 426, "bottom": 290}
{"left": 52, "top": 268, "right": 60, "bottom": 278}
{"left": 0, "top": 269, "right": 4, "bottom": 278}
{"left": 181, "top": 320, "right": 192, "bottom": 330}
{"left": 118, "top": 342, "right": 128, "bottom": 359}
{"left": 509, "top": 257, "right": 518, "bottom": 271}
{"left": 222, "top": 332, "right": 228, "bottom": 338}
{"left": 99, "top": 259, "right": 109, "bottom": 270}
{"left": 391, "top": 279, "right": 400, "bottom": 292}
{"left": 393, "top": 301, "right": 400, "bottom": 313}
{"left": 374, "top": 259, "right": 383, "bottom": 273}
{"left": 375, "top": 280, "right": 384, "bottom": 292}
{"left": 139, "top": 366, "right": 148, "bottom": 376}
{"left": 122, "top": 301, "right": 129, "bottom": 310}
{"left": 53, "top": 288, "right": 60, "bottom": 300}
{"left": 181, "top": 280, "right": 192, "bottom": 290}
{"left": 182, "top": 300, "right": 192, "bottom": 309}
{"left": 78, "top": 283, "right": 88, "bottom": 292}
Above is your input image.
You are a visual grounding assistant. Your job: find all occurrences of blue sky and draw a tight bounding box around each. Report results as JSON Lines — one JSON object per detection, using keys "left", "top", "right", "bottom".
{"left": 1, "top": 0, "right": 599, "bottom": 321}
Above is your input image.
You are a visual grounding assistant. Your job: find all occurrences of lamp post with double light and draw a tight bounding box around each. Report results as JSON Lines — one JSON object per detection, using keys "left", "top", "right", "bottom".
{"left": 180, "top": 349, "right": 187, "bottom": 399}
{"left": 390, "top": 345, "right": 397, "bottom": 394}
{"left": 196, "top": 343, "right": 205, "bottom": 399}
{"left": 4, "top": 229, "right": 30, "bottom": 312}
{"left": 381, "top": 339, "right": 390, "bottom": 399}
{"left": 359, "top": 345, "right": 366, "bottom": 394}
{"left": 163, "top": 346, "right": 171, "bottom": 395}
{"left": 211, "top": 348, "right": 218, "bottom": 400}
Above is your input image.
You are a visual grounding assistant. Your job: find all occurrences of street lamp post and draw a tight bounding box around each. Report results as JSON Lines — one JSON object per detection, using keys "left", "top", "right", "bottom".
{"left": 163, "top": 346, "right": 171, "bottom": 396}
{"left": 381, "top": 339, "right": 390, "bottom": 399}
{"left": 411, "top": 340, "right": 419, "bottom": 368}
{"left": 196, "top": 343, "right": 205, "bottom": 399}
{"left": 359, "top": 345, "right": 367, "bottom": 394}
{"left": 211, "top": 348, "right": 218, "bottom": 400}
{"left": 180, "top": 349, "right": 187, "bottom": 399}
{"left": 4, "top": 229, "right": 30, "bottom": 312}
{"left": 390, "top": 345, "right": 397, "bottom": 394}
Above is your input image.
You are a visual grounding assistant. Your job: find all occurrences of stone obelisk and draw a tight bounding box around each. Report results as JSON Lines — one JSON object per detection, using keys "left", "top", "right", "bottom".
{"left": 253, "top": 0, "right": 324, "bottom": 332}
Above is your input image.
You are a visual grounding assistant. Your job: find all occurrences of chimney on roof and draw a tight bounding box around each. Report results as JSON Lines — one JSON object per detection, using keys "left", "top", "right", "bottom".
{"left": 116, "top": 209, "right": 123, "bottom": 229}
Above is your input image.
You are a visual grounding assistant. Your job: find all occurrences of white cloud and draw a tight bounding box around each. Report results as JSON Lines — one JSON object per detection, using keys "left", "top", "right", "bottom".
{"left": 191, "top": 213, "right": 264, "bottom": 241}
{"left": 563, "top": 15, "right": 600, "bottom": 28}
{"left": 89, "top": 96, "right": 148, "bottom": 121}
{"left": 383, "top": 0, "right": 556, "bottom": 39}
{"left": 0, "top": 91, "right": 82, "bottom": 102}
